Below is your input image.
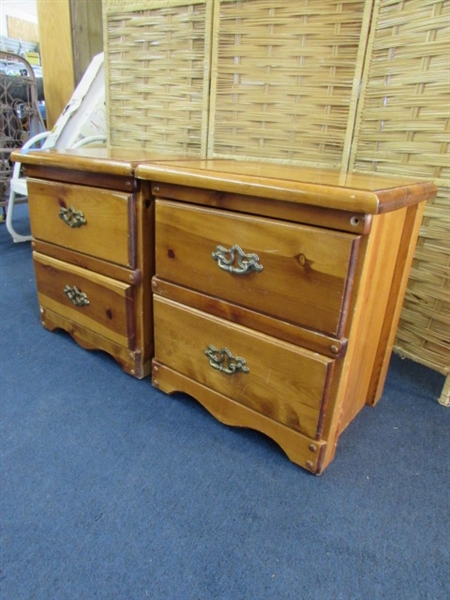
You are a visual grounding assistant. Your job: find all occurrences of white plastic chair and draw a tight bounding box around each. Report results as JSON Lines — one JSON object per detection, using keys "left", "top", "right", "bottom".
{"left": 6, "top": 133, "right": 106, "bottom": 242}
{"left": 6, "top": 52, "right": 106, "bottom": 243}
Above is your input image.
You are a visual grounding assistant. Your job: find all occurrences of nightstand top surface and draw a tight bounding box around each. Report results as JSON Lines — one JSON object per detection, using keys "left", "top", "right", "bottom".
{"left": 12, "top": 149, "right": 436, "bottom": 213}
{"left": 11, "top": 147, "right": 192, "bottom": 177}
{"left": 137, "top": 159, "right": 436, "bottom": 214}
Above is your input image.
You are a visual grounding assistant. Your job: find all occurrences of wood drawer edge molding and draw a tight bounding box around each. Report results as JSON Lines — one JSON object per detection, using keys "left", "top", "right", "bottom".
{"left": 152, "top": 278, "right": 347, "bottom": 359}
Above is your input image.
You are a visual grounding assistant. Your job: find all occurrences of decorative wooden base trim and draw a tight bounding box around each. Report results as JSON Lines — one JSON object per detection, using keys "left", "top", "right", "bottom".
{"left": 151, "top": 360, "right": 328, "bottom": 474}
{"left": 40, "top": 306, "right": 151, "bottom": 379}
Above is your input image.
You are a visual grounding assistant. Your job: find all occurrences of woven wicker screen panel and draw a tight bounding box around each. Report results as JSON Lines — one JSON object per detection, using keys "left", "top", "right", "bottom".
{"left": 103, "top": 0, "right": 213, "bottom": 155}
{"left": 207, "top": 0, "right": 372, "bottom": 167}
{"left": 397, "top": 187, "right": 450, "bottom": 372}
{"left": 350, "top": 0, "right": 450, "bottom": 373}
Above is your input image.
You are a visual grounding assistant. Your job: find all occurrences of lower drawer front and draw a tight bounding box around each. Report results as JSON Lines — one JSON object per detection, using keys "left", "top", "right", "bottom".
{"left": 154, "top": 295, "right": 334, "bottom": 439}
{"left": 33, "top": 252, "right": 135, "bottom": 348}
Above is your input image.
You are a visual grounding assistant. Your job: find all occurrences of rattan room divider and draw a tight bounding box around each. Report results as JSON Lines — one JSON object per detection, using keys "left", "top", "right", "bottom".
{"left": 206, "top": 0, "right": 373, "bottom": 167}
{"left": 349, "top": 0, "right": 449, "bottom": 382}
{"left": 102, "top": 0, "right": 449, "bottom": 387}
{"left": 104, "top": 0, "right": 213, "bottom": 155}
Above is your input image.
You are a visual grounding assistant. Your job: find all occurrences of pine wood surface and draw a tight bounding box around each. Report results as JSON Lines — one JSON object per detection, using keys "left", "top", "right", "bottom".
{"left": 151, "top": 278, "right": 346, "bottom": 359}
{"left": 14, "top": 150, "right": 436, "bottom": 215}
{"left": 37, "top": 0, "right": 103, "bottom": 128}
{"left": 146, "top": 162, "right": 432, "bottom": 471}
{"left": 153, "top": 295, "right": 333, "bottom": 440}
{"left": 40, "top": 306, "right": 150, "bottom": 379}
{"left": 34, "top": 252, "right": 134, "bottom": 349}
{"left": 333, "top": 209, "right": 409, "bottom": 438}
{"left": 31, "top": 239, "right": 140, "bottom": 286}
{"left": 36, "top": 0, "right": 75, "bottom": 129}
{"left": 136, "top": 159, "right": 436, "bottom": 214}
{"left": 155, "top": 199, "right": 360, "bottom": 336}
{"left": 149, "top": 182, "right": 371, "bottom": 234}
{"left": 151, "top": 361, "right": 327, "bottom": 474}
{"left": 70, "top": 0, "right": 104, "bottom": 85}
{"left": 367, "top": 202, "right": 427, "bottom": 404}
{"left": 11, "top": 147, "right": 192, "bottom": 177}
{"left": 23, "top": 167, "right": 138, "bottom": 195}
{"left": 27, "top": 179, "right": 136, "bottom": 268}
{"left": 25, "top": 167, "right": 155, "bottom": 379}
{"left": 133, "top": 181, "right": 156, "bottom": 360}
{"left": 21, "top": 145, "right": 435, "bottom": 469}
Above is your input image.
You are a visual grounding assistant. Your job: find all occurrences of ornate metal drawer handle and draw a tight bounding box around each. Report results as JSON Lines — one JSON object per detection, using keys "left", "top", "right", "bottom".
{"left": 212, "top": 244, "right": 263, "bottom": 275}
{"left": 63, "top": 285, "right": 90, "bottom": 307}
{"left": 204, "top": 345, "right": 249, "bottom": 375}
{"left": 59, "top": 206, "right": 87, "bottom": 228}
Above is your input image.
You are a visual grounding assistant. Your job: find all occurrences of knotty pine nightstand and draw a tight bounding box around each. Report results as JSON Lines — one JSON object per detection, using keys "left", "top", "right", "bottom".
{"left": 12, "top": 149, "right": 436, "bottom": 473}
{"left": 12, "top": 148, "right": 190, "bottom": 378}
{"left": 136, "top": 159, "right": 435, "bottom": 474}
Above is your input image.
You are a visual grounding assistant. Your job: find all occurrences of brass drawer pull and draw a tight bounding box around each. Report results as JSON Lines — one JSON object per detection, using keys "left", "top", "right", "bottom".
{"left": 59, "top": 206, "right": 87, "bottom": 228}
{"left": 204, "top": 344, "right": 249, "bottom": 375}
{"left": 212, "top": 244, "right": 263, "bottom": 275}
{"left": 63, "top": 285, "right": 90, "bottom": 307}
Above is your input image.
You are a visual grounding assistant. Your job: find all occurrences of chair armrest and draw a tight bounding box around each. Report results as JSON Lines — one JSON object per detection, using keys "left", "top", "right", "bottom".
{"left": 72, "top": 135, "right": 107, "bottom": 148}
{"left": 11, "top": 131, "right": 51, "bottom": 182}
{"left": 20, "top": 131, "right": 51, "bottom": 153}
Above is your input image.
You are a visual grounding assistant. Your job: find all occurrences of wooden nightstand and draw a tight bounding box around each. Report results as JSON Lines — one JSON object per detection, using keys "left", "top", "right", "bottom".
{"left": 13, "top": 148, "right": 174, "bottom": 378}
{"left": 11, "top": 148, "right": 436, "bottom": 473}
{"left": 136, "top": 160, "right": 436, "bottom": 473}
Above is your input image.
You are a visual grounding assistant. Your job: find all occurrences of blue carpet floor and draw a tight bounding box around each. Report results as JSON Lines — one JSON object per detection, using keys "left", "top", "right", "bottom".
{"left": 1, "top": 208, "right": 449, "bottom": 600}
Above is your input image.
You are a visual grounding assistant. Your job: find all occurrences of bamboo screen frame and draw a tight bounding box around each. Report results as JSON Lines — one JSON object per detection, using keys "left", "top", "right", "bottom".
{"left": 103, "top": 0, "right": 449, "bottom": 377}
{"left": 350, "top": 0, "right": 449, "bottom": 375}
{"left": 103, "top": 0, "right": 213, "bottom": 155}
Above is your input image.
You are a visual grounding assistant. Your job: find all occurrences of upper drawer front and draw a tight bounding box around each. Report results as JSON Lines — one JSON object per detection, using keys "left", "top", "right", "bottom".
{"left": 154, "top": 295, "right": 333, "bottom": 439}
{"left": 33, "top": 252, "right": 135, "bottom": 348}
{"left": 155, "top": 200, "right": 361, "bottom": 336}
{"left": 28, "top": 179, "right": 135, "bottom": 268}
